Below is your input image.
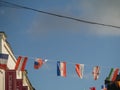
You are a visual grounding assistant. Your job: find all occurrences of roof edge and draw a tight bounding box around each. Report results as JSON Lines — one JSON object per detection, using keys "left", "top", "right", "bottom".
{"left": 0, "top": 31, "right": 7, "bottom": 38}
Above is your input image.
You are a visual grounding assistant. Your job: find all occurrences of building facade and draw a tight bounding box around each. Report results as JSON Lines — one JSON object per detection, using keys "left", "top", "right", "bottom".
{"left": 0, "top": 32, "right": 35, "bottom": 90}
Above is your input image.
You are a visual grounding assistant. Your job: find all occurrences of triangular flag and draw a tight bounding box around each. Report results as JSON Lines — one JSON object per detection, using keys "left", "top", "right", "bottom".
{"left": 57, "top": 61, "right": 66, "bottom": 77}
{"left": 92, "top": 66, "right": 100, "bottom": 80}
{"left": 15, "top": 56, "right": 28, "bottom": 71}
{"left": 75, "top": 64, "right": 84, "bottom": 79}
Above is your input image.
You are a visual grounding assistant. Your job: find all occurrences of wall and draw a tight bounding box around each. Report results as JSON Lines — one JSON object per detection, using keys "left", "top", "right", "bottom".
{"left": 0, "top": 69, "right": 5, "bottom": 90}
{"left": 0, "top": 32, "right": 34, "bottom": 90}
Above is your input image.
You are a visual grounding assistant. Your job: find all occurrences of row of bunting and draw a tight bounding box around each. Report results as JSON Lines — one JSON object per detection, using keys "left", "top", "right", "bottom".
{"left": 34, "top": 57, "right": 120, "bottom": 82}
{"left": 0, "top": 53, "right": 120, "bottom": 82}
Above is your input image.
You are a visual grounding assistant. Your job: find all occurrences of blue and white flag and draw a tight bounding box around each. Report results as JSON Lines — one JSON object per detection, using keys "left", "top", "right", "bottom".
{"left": 57, "top": 61, "right": 66, "bottom": 77}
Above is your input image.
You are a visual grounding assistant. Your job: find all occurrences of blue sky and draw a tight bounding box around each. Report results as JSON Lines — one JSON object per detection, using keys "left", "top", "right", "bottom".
{"left": 0, "top": 0, "right": 120, "bottom": 90}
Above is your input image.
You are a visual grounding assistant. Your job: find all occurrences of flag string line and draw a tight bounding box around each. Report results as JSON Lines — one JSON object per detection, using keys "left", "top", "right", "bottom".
{"left": 44, "top": 62, "right": 113, "bottom": 79}
{"left": 14, "top": 55, "right": 119, "bottom": 90}
{"left": 15, "top": 54, "right": 119, "bottom": 69}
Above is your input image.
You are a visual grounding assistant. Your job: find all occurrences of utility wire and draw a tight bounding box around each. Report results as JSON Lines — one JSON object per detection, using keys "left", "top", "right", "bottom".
{"left": 1, "top": 1, "right": 120, "bottom": 29}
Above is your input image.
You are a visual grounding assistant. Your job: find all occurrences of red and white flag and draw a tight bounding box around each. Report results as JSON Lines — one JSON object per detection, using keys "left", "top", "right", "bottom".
{"left": 92, "top": 66, "right": 100, "bottom": 80}
{"left": 90, "top": 87, "right": 96, "bottom": 90}
{"left": 15, "top": 56, "right": 28, "bottom": 71}
{"left": 75, "top": 64, "right": 84, "bottom": 79}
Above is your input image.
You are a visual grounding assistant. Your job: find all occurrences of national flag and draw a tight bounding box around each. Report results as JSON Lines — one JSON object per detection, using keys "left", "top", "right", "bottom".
{"left": 90, "top": 87, "right": 96, "bottom": 90}
{"left": 57, "top": 61, "right": 66, "bottom": 77}
{"left": 15, "top": 56, "right": 28, "bottom": 71}
{"left": 101, "top": 85, "right": 107, "bottom": 90}
{"left": 34, "top": 58, "right": 46, "bottom": 69}
{"left": 107, "top": 68, "right": 119, "bottom": 81}
{"left": 92, "top": 66, "right": 100, "bottom": 80}
{"left": 0, "top": 53, "right": 9, "bottom": 70}
{"left": 75, "top": 64, "right": 84, "bottom": 79}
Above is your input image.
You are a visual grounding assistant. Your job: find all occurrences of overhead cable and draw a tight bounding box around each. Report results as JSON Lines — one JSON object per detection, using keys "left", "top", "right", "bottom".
{"left": 0, "top": 1, "right": 120, "bottom": 29}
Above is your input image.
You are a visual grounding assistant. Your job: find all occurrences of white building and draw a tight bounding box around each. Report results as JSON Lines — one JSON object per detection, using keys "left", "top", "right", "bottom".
{"left": 0, "top": 32, "right": 35, "bottom": 90}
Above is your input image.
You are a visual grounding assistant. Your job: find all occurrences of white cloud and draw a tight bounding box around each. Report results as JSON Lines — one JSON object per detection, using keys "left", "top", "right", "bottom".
{"left": 80, "top": 0, "right": 120, "bottom": 35}
{"left": 28, "top": 0, "right": 120, "bottom": 36}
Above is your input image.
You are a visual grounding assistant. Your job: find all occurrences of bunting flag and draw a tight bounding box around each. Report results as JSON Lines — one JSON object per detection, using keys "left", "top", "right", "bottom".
{"left": 90, "top": 87, "right": 96, "bottom": 90}
{"left": 34, "top": 58, "right": 47, "bottom": 69}
{"left": 15, "top": 56, "right": 28, "bottom": 71}
{"left": 57, "top": 61, "right": 66, "bottom": 77}
{"left": 75, "top": 64, "right": 84, "bottom": 79}
{"left": 0, "top": 53, "right": 9, "bottom": 70}
{"left": 107, "top": 68, "right": 119, "bottom": 81}
{"left": 101, "top": 85, "right": 107, "bottom": 90}
{"left": 92, "top": 66, "right": 100, "bottom": 80}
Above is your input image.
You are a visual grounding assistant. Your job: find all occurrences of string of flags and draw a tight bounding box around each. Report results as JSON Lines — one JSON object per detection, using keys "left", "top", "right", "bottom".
{"left": 0, "top": 53, "right": 119, "bottom": 81}
{"left": 33, "top": 57, "right": 120, "bottom": 82}
{"left": 0, "top": 53, "right": 120, "bottom": 90}
{"left": 34, "top": 59, "right": 101, "bottom": 80}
